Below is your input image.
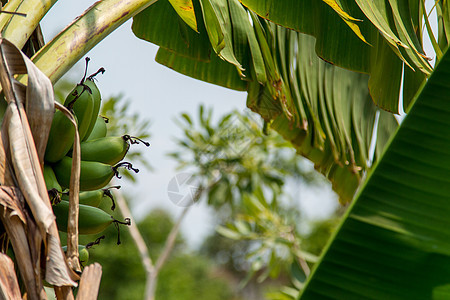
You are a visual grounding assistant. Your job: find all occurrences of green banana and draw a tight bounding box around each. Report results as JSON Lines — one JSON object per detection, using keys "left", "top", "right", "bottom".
{"left": 63, "top": 84, "right": 94, "bottom": 141}
{"left": 78, "top": 135, "right": 149, "bottom": 165}
{"left": 53, "top": 200, "right": 130, "bottom": 235}
{"left": 43, "top": 164, "right": 61, "bottom": 192}
{"left": 61, "top": 245, "right": 89, "bottom": 265}
{"left": 44, "top": 109, "right": 76, "bottom": 163}
{"left": 43, "top": 164, "right": 62, "bottom": 204}
{"left": 61, "top": 186, "right": 120, "bottom": 210}
{"left": 79, "top": 136, "right": 129, "bottom": 165}
{"left": 53, "top": 156, "right": 139, "bottom": 191}
{"left": 85, "top": 115, "right": 108, "bottom": 141}
{"left": 83, "top": 68, "right": 105, "bottom": 141}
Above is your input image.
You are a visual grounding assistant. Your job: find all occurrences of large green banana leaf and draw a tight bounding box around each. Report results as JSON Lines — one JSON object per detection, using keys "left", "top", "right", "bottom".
{"left": 132, "top": 0, "right": 399, "bottom": 203}
{"left": 238, "top": 0, "right": 438, "bottom": 113}
{"left": 300, "top": 47, "right": 450, "bottom": 299}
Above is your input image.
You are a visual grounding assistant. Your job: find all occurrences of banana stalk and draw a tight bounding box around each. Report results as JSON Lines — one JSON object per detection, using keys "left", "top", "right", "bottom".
{"left": 30, "top": 0, "right": 159, "bottom": 84}
{"left": 0, "top": 0, "right": 57, "bottom": 48}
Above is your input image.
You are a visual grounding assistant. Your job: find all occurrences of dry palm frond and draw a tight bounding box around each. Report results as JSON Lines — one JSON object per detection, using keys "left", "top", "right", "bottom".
{"left": 0, "top": 252, "right": 22, "bottom": 299}
{"left": 0, "top": 37, "right": 81, "bottom": 299}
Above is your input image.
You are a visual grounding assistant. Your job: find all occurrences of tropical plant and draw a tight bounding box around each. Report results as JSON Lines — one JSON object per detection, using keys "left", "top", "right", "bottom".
{"left": 1, "top": 0, "right": 450, "bottom": 299}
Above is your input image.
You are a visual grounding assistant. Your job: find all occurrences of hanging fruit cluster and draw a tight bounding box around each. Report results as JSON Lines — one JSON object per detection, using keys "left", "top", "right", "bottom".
{"left": 43, "top": 58, "right": 149, "bottom": 266}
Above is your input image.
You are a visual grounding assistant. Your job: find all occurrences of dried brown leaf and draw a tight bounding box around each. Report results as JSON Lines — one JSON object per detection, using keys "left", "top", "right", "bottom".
{"left": 0, "top": 253, "right": 22, "bottom": 300}
{"left": 0, "top": 38, "right": 78, "bottom": 288}
{"left": 54, "top": 286, "right": 75, "bottom": 300}
{"left": 76, "top": 263, "right": 102, "bottom": 300}
{"left": 55, "top": 102, "right": 81, "bottom": 273}
{"left": 0, "top": 186, "right": 43, "bottom": 300}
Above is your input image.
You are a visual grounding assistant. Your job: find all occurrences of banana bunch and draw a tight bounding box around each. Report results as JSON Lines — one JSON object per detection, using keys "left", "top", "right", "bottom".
{"left": 42, "top": 58, "right": 149, "bottom": 260}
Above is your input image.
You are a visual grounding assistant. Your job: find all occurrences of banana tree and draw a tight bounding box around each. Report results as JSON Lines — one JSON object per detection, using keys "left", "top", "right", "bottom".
{"left": 1, "top": 0, "right": 449, "bottom": 298}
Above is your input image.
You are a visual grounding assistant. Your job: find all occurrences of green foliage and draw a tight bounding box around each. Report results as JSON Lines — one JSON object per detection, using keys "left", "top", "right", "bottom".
{"left": 156, "top": 254, "right": 237, "bottom": 300}
{"left": 136, "top": 208, "right": 185, "bottom": 260}
{"left": 77, "top": 202, "right": 146, "bottom": 299}
{"left": 173, "top": 105, "right": 336, "bottom": 297}
{"left": 301, "top": 216, "right": 341, "bottom": 257}
{"left": 201, "top": 231, "right": 252, "bottom": 275}
{"left": 170, "top": 105, "right": 319, "bottom": 211}
{"left": 300, "top": 45, "right": 450, "bottom": 299}
{"left": 84, "top": 207, "right": 234, "bottom": 300}
{"left": 100, "top": 95, "right": 150, "bottom": 141}
{"left": 216, "top": 191, "right": 318, "bottom": 286}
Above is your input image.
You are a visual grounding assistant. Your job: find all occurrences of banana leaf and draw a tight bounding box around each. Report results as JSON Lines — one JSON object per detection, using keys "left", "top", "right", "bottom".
{"left": 133, "top": 2, "right": 399, "bottom": 203}
{"left": 238, "top": 0, "right": 433, "bottom": 113}
{"left": 299, "top": 45, "right": 450, "bottom": 300}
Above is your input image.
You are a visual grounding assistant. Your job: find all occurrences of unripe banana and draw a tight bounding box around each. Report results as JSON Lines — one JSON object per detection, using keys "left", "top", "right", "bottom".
{"left": 43, "top": 164, "right": 62, "bottom": 204}
{"left": 53, "top": 200, "right": 130, "bottom": 234}
{"left": 83, "top": 68, "right": 105, "bottom": 141}
{"left": 62, "top": 245, "right": 89, "bottom": 265}
{"left": 43, "top": 164, "right": 61, "bottom": 192}
{"left": 53, "top": 156, "right": 139, "bottom": 191}
{"left": 85, "top": 116, "right": 108, "bottom": 141}
{"left": 64, "top": 84, "right": 94, "bottom": 141}
{"left": 44, "top": 110, "right": 76, "bottom": 163}
{"left": 78, "top": 135, "right": 149, "bottom": 165}
{"left": 78, "top": 136, "right": 130, "bottom": 165}
{"left": 61, "top": 186, "right": 120, "bottom": 210}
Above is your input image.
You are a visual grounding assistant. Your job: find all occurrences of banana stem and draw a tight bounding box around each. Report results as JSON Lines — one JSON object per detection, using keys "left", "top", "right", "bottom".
{"left": 0, "top": 0, "right": 22, "bottom": 31}
{"left": 126, "top": 135, "right": 151, "bottom": 147}
{"left": 87, "top": 67, "right": 106, "bottom": 81}
{"left": 85, "top": 235, "right": 105, "bottom": 249}
{"left": 30, "top": 0, "right": 159, "bottom": 83}
{"left": 0, "top": 0, "right": 57, "bottom": 49}
{"left": 102, "top": 185, "right": 121, "bottom": 210}
{"left": 80, "top": 57, "right": 91, "bottom": 84}
{"left": 101, "top": 115, "right": 110, "bottom": 123}
{"left": 48, "top": 188, "right": 61, "bottom": 205}
{"left": 112, "top": 217, "right": 131, "bottom": 245}
{"left": 113, "top": 162, "right": 139, "bottom": 179}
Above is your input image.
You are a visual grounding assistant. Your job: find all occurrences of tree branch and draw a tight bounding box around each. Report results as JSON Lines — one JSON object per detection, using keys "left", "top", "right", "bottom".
{"left": 114, "top": 183, "right": 207, "bottom": 300}
{"left": 113, "top": 190, "right": 155, "bottom": 292}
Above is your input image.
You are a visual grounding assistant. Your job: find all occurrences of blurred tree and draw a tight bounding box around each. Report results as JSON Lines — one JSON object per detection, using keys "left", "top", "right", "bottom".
{"left": 169, "top": 105, "right": 321, "bottom": 214}
{"left": 84, "top": 208, "right": 235, "bottom": 300}
{"left": 171, "top": 106, "right": 341, "bottom": 299}
{"left": 156, "top": 254, "right": 237, "bottom": 300}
